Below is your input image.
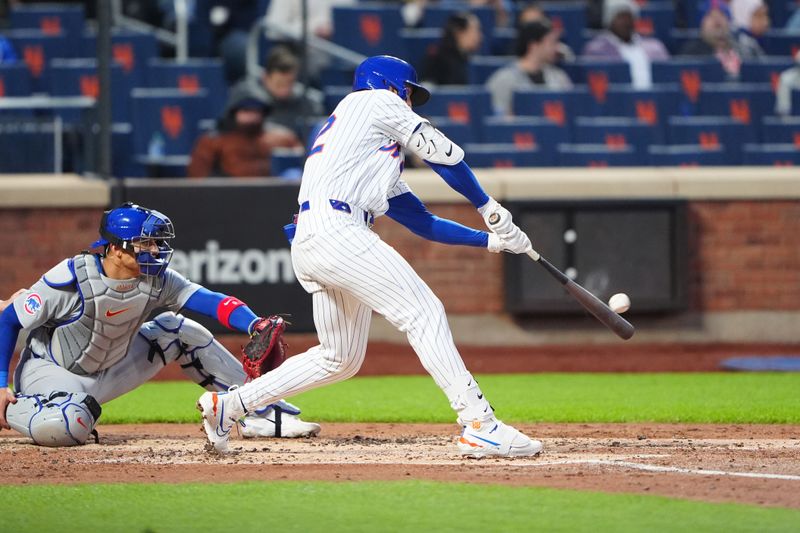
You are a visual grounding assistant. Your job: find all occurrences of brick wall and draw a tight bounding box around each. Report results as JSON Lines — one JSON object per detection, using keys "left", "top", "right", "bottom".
{"left": 2, "top": 201, "right": 799, "bottom": 312}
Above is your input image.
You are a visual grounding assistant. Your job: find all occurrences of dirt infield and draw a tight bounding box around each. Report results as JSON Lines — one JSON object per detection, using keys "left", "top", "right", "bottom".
{"left": 2, "top": 423, "right": 798, "bottom": 509}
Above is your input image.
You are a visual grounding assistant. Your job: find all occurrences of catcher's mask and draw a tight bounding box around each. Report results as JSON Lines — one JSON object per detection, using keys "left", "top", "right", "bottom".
{"left": 91, "top": 202, "right": 175, "bottom": 278}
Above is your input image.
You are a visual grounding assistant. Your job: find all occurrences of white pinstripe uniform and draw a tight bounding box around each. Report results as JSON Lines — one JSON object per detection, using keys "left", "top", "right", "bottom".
{"left": 235, "top": 88, "right": 495, "bottom": 426}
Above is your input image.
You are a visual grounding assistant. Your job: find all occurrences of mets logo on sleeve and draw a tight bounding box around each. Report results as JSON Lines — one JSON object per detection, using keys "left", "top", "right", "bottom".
{"left": 24, "top": 294, "right": 42, "bottom": 315}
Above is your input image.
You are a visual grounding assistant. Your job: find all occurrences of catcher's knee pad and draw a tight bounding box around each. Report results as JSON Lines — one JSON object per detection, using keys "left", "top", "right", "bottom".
{"left": 6, "top": 392, "right": 102, "bottom": 447}
{"left": 140, "top": 312, "right": 215, "bottom": 361}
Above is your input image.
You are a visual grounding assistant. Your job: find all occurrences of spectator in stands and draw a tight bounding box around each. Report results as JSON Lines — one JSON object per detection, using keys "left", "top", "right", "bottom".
{"left": 680, "top": 0, "right": 761, "bottom": 79}
{"left": 230, "top": 47, "right": 325, "bottom": 139}
{"left": 730, "top": 0, "right": 769, "bottom": 56}
{"left": 486, "top": 19, "right": 572, "bottom": 116}
{"left": 582, "top": 0, "right": 669, "bottom": 90}
{"left": 775, "top": 51, "right": 800, "bottom": 116}
{"left": 421, "top": 12, "right": 483, "bottom": 86}
{"left": 0, "top": 36, "right": 18, "bottom": 64}
{"left": 187, "top": 89, "right": 302, "bottom": 178}
{"left": 515, "top": 2, "right": 575, "bottom": 63}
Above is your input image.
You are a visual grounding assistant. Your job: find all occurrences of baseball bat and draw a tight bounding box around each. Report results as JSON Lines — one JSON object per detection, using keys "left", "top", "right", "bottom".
{"left": 525, "top": 249, "right": 635, "bottom": 340}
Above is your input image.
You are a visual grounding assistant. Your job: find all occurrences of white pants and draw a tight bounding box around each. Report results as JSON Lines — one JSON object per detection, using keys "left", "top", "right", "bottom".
{"left": 237, "top": 205, "right": 490, "bottom": 422}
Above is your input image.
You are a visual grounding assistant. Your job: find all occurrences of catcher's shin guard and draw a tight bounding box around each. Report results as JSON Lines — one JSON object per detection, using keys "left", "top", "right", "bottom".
{"left": 6, "top": 392, "right": 101, "bottom": 447}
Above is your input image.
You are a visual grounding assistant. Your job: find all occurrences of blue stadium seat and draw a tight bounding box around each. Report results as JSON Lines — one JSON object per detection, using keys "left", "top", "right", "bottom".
{"left": 648, "top": 144, "right": 727, "bottom": 166}
{"left": 270, "top": 148, "right": 305, "bottom": 178}
{"left": 573, "top": 116, "right": 663, "bottom": 153}
{"left": 131, "top": 89, "right": 212, "bottom": 159}
{"left": 743, "top": 143, "right": 800, "bottom": 165}
{"left": 323, "top": 86, "right": 350, "bottom": 115}
{"left": 482, "top": 116, "right": 569, "bottom": 162}
{"left": 542, "top": 3, "right": 586, "bottom": 55}
{"left": 594, "top": 85, "right": 680, "bottom": 123}
{"left": 49, "top": 59, "right": 128, "bottom": 123}
{"left": 423, "top": 87, "right": 492, "bottom": 125}
{"left": 147, "top": 59, "right": 228, "bottom": 119}
{"left": 669, "top": 28, "right": 700, "bottom": 55}
{"left": 5, "top": 30, "right": 80, "bottom": 91}
{"left": 667, "top": 116, "right": 757, "bottom": 163}
{"left": 0, "top": 118, "right": 56, "bottom": 172}
{"left": 761, "top": 30, "right": 800, "bottom": 57}
{"left": 82, "top": 29, "right": 158, "bottom": 87}
{"left": 740, "top": 58, "right": 794, "bottom": 86}
{"left": 557, "top": 144, "right": 641, "bottom": 166}
{"left": 464, "top": 143, "right": 550, "bottom": 168}
{"left": 562, "top": 60, "right": 630, "bottom": 85}
{"left": 469, "top": 55, "right": 511, "bottom": 85}
{"left": 10, "top": 4, "right": 85, "bottom": 36}
{"left": 490, "top": 27, "right": 515, "bottom": 56}
{"left": 636, "top": 2, "right": 674, "bottom": 49}
{"left": 111, "top": 123, "right": 146, "bottom": 178}
{"left": 400, "top": 28, "right": 442, "bottom": 72}
{"left": 652, "top": 59, "right": 727, "bottom": 114}
{"left": 332, "top": 6, "right": 406, "bottom": 57}
{"left": 428, "top": 117, "right": 479, "bottom": 145}
{"left": 761, "top": 116, "right": 800, "bottom": 144}
{"left": 698, "top": 83, "right": 775, "bottom": 125}
{"left": 512, "top": 88, "right": 591, "bottom": 125}
{"left": 420, "top": 5, "right": 493, "bottom": 55}
{"left": 793, "top": 90, "right": 800, "bottom": 115}
{"left": 0, "top": 64, "right": 32, "bottom": 97}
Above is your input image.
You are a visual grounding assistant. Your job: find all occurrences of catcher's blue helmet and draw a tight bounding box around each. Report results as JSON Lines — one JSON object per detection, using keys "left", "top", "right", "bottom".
{"left": 91, "top": 202, "right": 175, "bottom": 277}
{"left": 352, "top": 55, "right": 430, "bottom": 107}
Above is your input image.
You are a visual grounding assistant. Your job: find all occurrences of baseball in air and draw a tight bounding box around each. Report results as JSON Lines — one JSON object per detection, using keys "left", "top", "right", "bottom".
{"left": 609, "top": 293, "right": 631, "bottom": 314}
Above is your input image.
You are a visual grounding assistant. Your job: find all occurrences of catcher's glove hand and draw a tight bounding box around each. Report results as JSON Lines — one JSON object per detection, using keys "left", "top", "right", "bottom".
{"left": 241, "top": 316, "right": 288, "bottom": 381}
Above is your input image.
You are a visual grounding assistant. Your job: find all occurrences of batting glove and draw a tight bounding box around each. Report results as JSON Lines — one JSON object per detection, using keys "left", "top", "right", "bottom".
{"left": 487, "top": 226, "right": 532, "bottom": 254}
{"left": 478, "top": 197, "right": 515, "bottom": 235}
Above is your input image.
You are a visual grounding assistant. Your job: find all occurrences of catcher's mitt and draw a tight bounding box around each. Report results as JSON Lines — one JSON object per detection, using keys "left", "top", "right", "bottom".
{"left": 241, "top": 316, "right": 288, "bottom": 381}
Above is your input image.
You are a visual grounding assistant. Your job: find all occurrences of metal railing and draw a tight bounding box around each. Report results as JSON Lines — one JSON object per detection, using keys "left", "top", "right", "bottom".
{"left": 110, "top": 0, "right": 189, "bottom": 62}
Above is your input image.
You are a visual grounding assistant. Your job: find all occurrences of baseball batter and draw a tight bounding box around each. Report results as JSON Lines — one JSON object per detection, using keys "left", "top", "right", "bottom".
{"left": 0, "top": 203, "right": 319, "bottom": 446}
{"left": 199, "top": 55, "right": 542, "bottom": 457}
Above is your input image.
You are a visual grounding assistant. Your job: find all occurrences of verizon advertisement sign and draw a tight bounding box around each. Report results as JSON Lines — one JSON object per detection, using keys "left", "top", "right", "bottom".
{"left": 121, "top": 180, "right": 313, "bottom": 332}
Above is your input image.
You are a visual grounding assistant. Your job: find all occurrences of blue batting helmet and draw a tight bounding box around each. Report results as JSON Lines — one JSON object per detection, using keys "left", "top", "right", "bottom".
{"left": 352, "top": 55, "right": 430, "bottom": 107}
{"left": 91, "top": 202, "right": 175, "bottom": 277}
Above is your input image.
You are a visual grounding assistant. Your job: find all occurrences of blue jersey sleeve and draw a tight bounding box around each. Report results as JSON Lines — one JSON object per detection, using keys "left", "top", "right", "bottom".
{"left": 426, "top": 160, "right": 490, "bottom": 209}
{"left": 182, "top": 288, "right": 260, "bottom": 334}
{"left": 386, "top": 191, "right": 489, "bottom": 247}
{"left": 0, "top": 306, "right": 23, "bottom": 388}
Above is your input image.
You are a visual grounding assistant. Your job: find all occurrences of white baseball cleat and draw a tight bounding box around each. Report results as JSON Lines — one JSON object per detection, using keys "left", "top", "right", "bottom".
{"left": 457, "top": 419, "right": 543, "bottom": 458}
{"left": 197, "top": 390, "right": 245, "bottom": 453}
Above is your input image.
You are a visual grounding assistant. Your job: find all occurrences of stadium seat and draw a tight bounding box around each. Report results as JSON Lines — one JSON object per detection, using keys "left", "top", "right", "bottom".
{"left": 400, "top": 28, "right": 442, "bottom": 72}
{"left": 562, "top": 61, "right": 631, "bottom": 107}
{"left": 541, "top": 3, "right": 586, "bottom": 55}
{"left": 512, "top": 88, "right": 591, "bottom": 125}
{"left": 130, "top": 89, "right": 212, "bottom": 160}
{"left": 0, "top": 118, "right": 56, "bottom": 172}
{"left": 0, "top": 64, "right": 32, "bottom": 97}
{"left": 761, "top": 30, "right": 800, "bottom": 57}
{"left": 490, "top": 27, "right": 515, "bottom": 56}
{"left": 270, "top": 147, "right": 305, "bottom": 178}
{"left": 464, "top": 143, "right": 550, "bottom": 168}
{"left": 652, "top": 59, "right": 727, "bottom": 114}
{"left": 557, "top": 143, "right": 641, "bottom": 166}
{"left": 482, "top": 116, "right": 569, "bottom": 160}
{"left": 332, "top": 6, "right": 406, "bottom": 58}
{"left": 111, "top": 122, "right": 146, "bottom": 178}
{"left": 10, "top": 4, "right": 85, "bottom": 37}
{"left": 743, "top": 143, "right": 800, "bottom": 166}
{"left": 667, "top": 116, "right": 757, "bottom": 163}
{"left": 147, "top": 59, "right": 228, "bottom": 119}
{"left": 469, "top": 55, "right": 511, "bottom": 85}
{"left": 648, "top": 144, "right": 727, "bottom": 166}
{"left": 761, "top": 116, "right": 800, "bottom": 144}
{"left": 697, "top": 83, "right": 775, "bottom": 125}
{"left": 573, "top": 116, "right": 663, "bottom": 153}
{"left": 594, "top": 85, "right": 680, "bottom": 123}
{"left": 669, "top": 28, "right": 700, "bottom": 55}
{"left": 323, "top": 86, "right": 350, "bottom": 115}
{"left": 740, "top": 58, "right": 795, "bottom": 89}
{"left": 49, "top": 59, "right": 128, "bottom": 123}
{"left": 82, "top": 29, "right": 158, "bottom": 86}
{"left": 427, "top": 116, "right": 479, "bottom": 145}
{"left": 636, "top": 2, "right": 675, "bottom": 50}
{"left": 5, "top": 30, "right": 79, "bottom": 91}
{"left": 423, "top": 87, "right": 492, "bottom": 125}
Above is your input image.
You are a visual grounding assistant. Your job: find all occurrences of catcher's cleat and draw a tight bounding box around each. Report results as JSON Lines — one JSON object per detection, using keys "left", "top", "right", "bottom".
{"left": 457, "top": 419, "right": 543, "bottom": 458}
{"left": 197, "top": 390, "right": 245, "bottom": 454}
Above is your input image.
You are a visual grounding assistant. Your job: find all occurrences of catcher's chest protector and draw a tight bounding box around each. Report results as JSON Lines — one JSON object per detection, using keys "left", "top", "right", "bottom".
{"left": 50, "top": 254, "right": 153, "bottom": 375}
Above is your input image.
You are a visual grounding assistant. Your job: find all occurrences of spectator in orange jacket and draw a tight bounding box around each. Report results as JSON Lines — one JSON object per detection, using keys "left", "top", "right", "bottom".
{"left": 187, "top": 90, "right": 301, "bottom": 178}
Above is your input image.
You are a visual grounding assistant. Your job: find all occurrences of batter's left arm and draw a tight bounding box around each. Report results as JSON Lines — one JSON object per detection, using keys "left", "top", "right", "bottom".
{"left": 386, "top": 191, "right": 488, "bottom": 247}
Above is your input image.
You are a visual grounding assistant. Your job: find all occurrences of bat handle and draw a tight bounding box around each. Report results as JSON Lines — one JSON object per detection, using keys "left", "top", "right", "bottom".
{"left": 526, "top": 248, "right": 541, "bottom": 261}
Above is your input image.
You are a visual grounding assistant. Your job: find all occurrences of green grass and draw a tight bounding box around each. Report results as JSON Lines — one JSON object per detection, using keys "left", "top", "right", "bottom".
{"left": 3, "top": 481, "right": 799, "bottom": 533}
{"left": 102, "top": 373, "right": 800, "bottom": 425}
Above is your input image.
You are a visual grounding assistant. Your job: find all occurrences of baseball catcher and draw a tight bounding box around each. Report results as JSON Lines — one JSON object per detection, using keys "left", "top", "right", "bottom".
{"left": 0, "top": 202, "right": 319, "bottom": 446}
